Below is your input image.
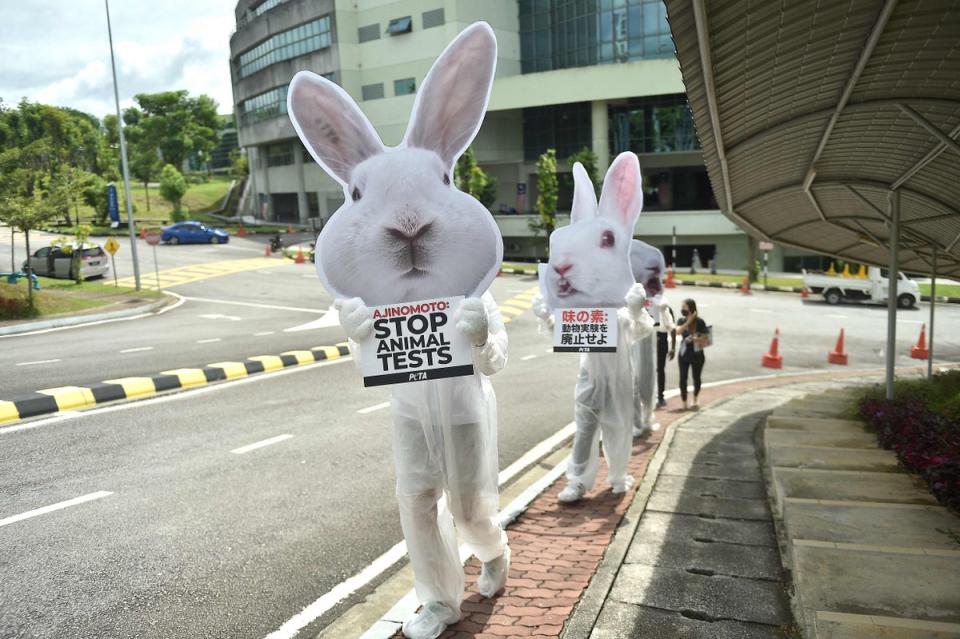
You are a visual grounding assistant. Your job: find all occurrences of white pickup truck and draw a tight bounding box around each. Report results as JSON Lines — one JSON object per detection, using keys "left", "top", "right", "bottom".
{"left": 802, "top": 266, "right": 920, "bottom": 309}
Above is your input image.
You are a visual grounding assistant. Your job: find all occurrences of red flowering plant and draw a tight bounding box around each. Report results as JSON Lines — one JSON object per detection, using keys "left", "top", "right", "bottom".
{"left": 859, "top": 371, "right": 960, "bottom": 512}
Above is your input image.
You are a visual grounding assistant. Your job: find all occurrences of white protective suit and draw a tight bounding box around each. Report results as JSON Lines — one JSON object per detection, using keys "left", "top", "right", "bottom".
{"left": 535, "top": 286, "right": 655, "bottom": 495}
{"left": 344, "top": 292, "right": 508, "bottom": 616}
{"left": 630, "top": 324, "right": 657, "bottom": 434}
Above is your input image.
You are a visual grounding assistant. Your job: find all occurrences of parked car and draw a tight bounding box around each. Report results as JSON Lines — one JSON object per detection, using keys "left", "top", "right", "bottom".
{"left": 161, "top": 222, "right": 229, "bottom": 245}
{"left": 23, "top": 243, "right": 109, "bottom": 280}
{"left": 803, "top": 266, "right": 919, "bottom": 308}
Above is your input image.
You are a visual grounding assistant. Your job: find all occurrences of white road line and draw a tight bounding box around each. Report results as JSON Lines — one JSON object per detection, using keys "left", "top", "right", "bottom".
{"left": 254, "top": 331, "right": 276, "bottom": 336}
{"left": 15, "top": 358, "right": 61, "bottom": 366}
{"left": 897, "top": 319, "right": 924, "bottom": 324}
{"left": 230, "top": 434, "right": 294, "bottom": 455}
{"left": 196, "top": 338, "right": 221, "bottom": 344}
{"left": 0, "top": 491, "right": 112, "bottom": 528}
{"left": 749, "top": 308, "right": 773, "bottom": 313}
{"left": 177, "top": 295, "right": 325, "bottom": 314}
{"left": 119, "top": 346, "right": 154, "bottom": 354}
{"left": 825, "top": 314, "right": 848, "bottom": 319}
{"left": 521, "top": 354, "right": 537, "bottom": 361}
{"left": 357, "top": 401, "right": 390, "bottom": 414}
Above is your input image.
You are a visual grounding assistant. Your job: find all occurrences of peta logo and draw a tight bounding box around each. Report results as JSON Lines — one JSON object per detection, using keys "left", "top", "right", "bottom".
{"left": 408, "top": 371, "right": 428, "bottom": 382}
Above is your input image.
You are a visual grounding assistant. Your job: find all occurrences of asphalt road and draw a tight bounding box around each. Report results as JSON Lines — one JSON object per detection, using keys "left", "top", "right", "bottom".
{"left": 1, "top": 265, "right": 958, "bottom": 638}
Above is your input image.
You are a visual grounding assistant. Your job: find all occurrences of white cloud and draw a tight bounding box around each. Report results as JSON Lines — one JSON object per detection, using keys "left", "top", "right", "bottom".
{"left": 0, "top": 0, "right": 237, "bottom": 118}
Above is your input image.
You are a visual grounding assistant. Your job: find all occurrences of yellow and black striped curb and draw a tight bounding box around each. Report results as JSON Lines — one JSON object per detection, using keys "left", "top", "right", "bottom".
{"left": 0, "top": 343, "right": 351, "bottom": 427}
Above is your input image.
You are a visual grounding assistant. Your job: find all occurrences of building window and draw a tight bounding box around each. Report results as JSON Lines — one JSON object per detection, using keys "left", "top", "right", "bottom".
{"left": 640, "top": 166, "right": 718, "bottom": 211}
{"left": 422, "top": 8, "right": 445, "bottom": 29}
{"left": 522, "top": 102, "right": 591, "bottom": 161}
{"left": 362, "top": 83, "right": 385, "bottom": 101}
{"left": 307, "top": 192, "right": 320, "bottom": 218}
{"left": 387, "top": 16, "right": 413, "bottom": 35}
{"left": 519, "top": 0, "right": 673, "bottom": 74}
{"left": 237, "top": 0, "right": 292, "bottom": 29}
{"left": 238, "top": 15, "right": 333, "bottom": 78}
{"left": 266, "top": 142, "right": 293, "bottom": 167}
{"left": 321, "top": 71, "right": 338, "bottom": 84}
{"left": 609, "top": 94, "right": 697, "bottom": 154}
{"left": 394, "top": 78, "right": 416, "bottom": 96}
{"left": 239, "top": 85, "right": 288, "bottom": 126}
{"left": 358, "top": 24, "right": 380, "bottom": 43}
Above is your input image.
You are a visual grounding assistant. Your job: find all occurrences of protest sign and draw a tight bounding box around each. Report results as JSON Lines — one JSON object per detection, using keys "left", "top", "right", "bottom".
{"left": 359, "top": 296, "right": 474, "bottom": 387}
{"left": 553, "top": 308, "right": 618, "bottom": 353}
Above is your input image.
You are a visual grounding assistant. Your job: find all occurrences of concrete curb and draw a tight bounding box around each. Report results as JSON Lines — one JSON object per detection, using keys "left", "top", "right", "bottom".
{"left": 0, "top": 342, "right": 351, "bottom": 426}
{"left": 0, "top": 294, "right": 176, "bottom": 336}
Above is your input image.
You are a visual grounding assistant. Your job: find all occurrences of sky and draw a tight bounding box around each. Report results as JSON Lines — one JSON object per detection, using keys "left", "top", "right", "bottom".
{"left": 0, "top": 1, "right": 237, "bottom": 119}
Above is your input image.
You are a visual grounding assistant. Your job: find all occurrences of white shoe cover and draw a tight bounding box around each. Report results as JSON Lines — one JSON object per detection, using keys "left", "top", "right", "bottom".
{"left": 632, "top": 425, "right": 649, "bottom": 438}
{"left": 477, "top": 544, "right": 511, "bottom": 598}
{"left": 402, "top": 602, "right": 459, "bottom": 639}
{"left": 610, "top": 474, "right": 635, "bottom": 494}
{"left": 558, "top": 481, "right": 587, "bottom": 503}
{"left": 648, "top": 422, "right": 662, "bottom": 432}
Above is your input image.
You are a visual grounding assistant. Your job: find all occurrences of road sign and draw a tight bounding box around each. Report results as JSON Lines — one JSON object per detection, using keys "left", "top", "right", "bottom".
{"left": 759, "top": 241, "right": 774, "bottom": 251}
{"left": 107, "top": 184, "right": 120, "bottom": 227}
{"left": 145, "top": 231, "right": 161, "bottom": 246}
{"left": 104, "top": 237, "right": 120, "bottom": 255}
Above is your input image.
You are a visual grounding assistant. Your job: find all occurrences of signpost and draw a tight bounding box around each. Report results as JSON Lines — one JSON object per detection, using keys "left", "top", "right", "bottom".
{"left": 759, "top": 240, "right": 774, "bottom": 288}
{"left": 144, "top": 230, "right": 161, "bottom": 291}
{"left": 103, "top": 236, "right": 120, "bottom": 287}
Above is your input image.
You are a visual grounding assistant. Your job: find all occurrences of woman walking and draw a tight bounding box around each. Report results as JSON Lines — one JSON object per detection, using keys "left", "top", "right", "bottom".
{"left": 675, "top": 298, "right": 708, "bottom": 410}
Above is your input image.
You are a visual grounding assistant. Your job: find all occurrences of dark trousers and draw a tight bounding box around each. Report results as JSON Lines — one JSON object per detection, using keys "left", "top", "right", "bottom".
{"left": 656, "top": 332, "right": 668, "bottom": 402}
{"left": 678, "top": 351, "right": 705, "bottom": 402}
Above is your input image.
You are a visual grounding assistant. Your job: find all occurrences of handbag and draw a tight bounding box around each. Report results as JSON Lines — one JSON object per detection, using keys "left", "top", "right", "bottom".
{"left": 693, "top": 323, "right": 713, "bottom": 349}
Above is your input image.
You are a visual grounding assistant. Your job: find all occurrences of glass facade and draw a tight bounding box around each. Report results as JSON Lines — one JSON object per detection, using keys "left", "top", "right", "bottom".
{"left": 238, "top": 16, "right": 332, "bottom": 78}
{"left": 522, "top": 102, "right": 591, "bottom": 161}
{"left": 519, "top": 0, "right": 673, "bottom": 74}
{"left": 394, "top": 78, "right": 416, "bottom": 96}
{"left": 266, "top": 142, "right": 294, "bottom": 167}
{"left": 641, "top": 166, "right": 717, "bottom": 211}
{"left": 239, "top": 86, "right": 288, "bottom": 126}
{"left": 609, "top": 94, "right": 697, "bottom": 154}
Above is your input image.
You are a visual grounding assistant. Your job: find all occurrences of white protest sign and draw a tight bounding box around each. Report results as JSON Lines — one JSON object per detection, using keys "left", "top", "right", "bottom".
{"left": 360, "top": 296, "right": 474, "bottom": 387}
{"left": 553, "top": 308, "right": 618, "bottom": 353}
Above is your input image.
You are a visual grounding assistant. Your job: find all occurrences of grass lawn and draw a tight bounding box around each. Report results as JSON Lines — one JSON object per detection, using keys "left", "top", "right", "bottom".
{"left": 0, "top": 275, "right": 163, "bottom": 321}
{"left": 919, "top": 282, "right": 960, "bottom": 298}
{"left": 672, "top": 272, "right": 803, "bottom": 289}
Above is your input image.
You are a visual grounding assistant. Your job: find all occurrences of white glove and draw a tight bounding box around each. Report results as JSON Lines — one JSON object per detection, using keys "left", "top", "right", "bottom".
{"left": 625, "top": 283, "right": 648, "bottom": 314}
{"left": 456, "top": 297, "right": 489, "bottom": 347}
{"left": 335, "top": 297, "right": 373, "bottom": 341}
{"left": 532, "top": 293, "right": 551, "bottom": 320}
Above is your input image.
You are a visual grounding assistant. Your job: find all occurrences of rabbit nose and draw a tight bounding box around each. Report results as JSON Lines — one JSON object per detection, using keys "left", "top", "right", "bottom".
{"left": 553, "top": 263, "right": 573, "bottom": 276}
{"left": 387, "top": 222, "right": 433, "bottom": 243}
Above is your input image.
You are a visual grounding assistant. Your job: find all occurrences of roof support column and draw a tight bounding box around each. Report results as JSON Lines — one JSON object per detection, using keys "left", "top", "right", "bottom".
{"left": 885, "top": 189, "right": 900, "bottom": 400}
{"left": 591, "top": 100, "right": 610, "bottom": 176}
{"left": 929, "top": 247, "right": 937, "bottom": 378}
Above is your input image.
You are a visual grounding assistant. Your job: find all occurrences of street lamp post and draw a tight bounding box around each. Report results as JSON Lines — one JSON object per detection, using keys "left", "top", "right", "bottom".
{"left": 104, "top": 0, "right": 141, "bottom": 291}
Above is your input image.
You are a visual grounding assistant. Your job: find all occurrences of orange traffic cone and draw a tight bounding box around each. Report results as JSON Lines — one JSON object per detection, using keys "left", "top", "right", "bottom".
{"left": 139, "top": 227, "right": 146, "bottom": 239}
{"left": 238, "top": 225, "right": 247, "bottom": 238}
{"left": 264, "top": 244, "right": 272, "bottom": 257}
{"left": 294, "top": 248, "right": 306, "bottom": 264}
{"left": 911, "top": 323, "right": 929, "bottom": 359}
{"left": 800, "top": 288, "right": 809, "bottom": 298}
{"left": 828, "top": 328, "right": 848, "bottom": 365}
{"left": 287, "top": 225, "right": 294, "bottom": 234}
{"left": 740, "top": 276, "right": 751, "bottom": 295}
{"left": 665, "top": 267, "right": 676, "bottom": 289}
{"left": 762, "top": 328, "right": 783, "bottom": 369}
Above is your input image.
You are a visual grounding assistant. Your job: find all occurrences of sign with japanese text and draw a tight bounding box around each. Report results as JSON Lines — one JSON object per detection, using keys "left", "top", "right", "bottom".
{"left": 360, "top": 296, "right": 474, "bottom": 387}
{"left": 553, "top": 308, "right": 618, "bottom": 353}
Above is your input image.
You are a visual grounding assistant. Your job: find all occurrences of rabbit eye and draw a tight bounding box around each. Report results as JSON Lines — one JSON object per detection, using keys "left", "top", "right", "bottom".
{"left": 443, "top": 173, "right": 450, "bottom": 186}
{"left": 351, "top": 186, "right": 362, "bottom": 202}
{"left": 601, "top": 230, "right": 615, "bottom": 248}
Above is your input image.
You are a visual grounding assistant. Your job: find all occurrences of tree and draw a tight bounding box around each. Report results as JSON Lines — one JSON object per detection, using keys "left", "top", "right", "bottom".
{"left": 529, "top": 149, "right": 558, "bottom": 241}
{"left": 81, "top": 174, "right": 110, "bottom": 225}
{"left": 455, "top": 147, "right": 498, "bottom": 209}
{"left": 567, "top": 147, "right": 600, "bottom": 198}
{"left": 52, "top": 224, "right": 92, "bottom": 284}
{"left": 159, "top": 164, "right": 187, "bottom": 214}
{"left": 130, "top": 147, "right": 160, "bottom": 211}
{"left": 128, "top": 91, "right": 220, "bottom": 171}
{"left": 0, "top": 180, "right": 61, "bottom": 309}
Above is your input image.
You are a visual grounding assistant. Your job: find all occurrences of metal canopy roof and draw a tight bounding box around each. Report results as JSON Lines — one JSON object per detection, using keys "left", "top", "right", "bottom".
{"left": 664, "top": 0, "right": 960, "bottom": 278}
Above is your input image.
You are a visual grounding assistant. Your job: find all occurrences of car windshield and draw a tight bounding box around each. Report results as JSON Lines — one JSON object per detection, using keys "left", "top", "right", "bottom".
{"left": 82, "top": 247, "right": 103, "bottom": 257}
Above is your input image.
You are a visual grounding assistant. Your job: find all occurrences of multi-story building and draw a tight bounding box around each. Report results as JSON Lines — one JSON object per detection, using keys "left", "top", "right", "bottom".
{"left": 230, "top": 0, "right": 812, "bottom": 270}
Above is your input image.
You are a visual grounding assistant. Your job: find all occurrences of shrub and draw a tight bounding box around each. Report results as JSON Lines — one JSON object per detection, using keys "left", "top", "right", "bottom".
{"left": 859, "top": 372, "right": 960, "bottom": 512}
{"left": 159, "top": 164, "right": 188, "bottom": 211}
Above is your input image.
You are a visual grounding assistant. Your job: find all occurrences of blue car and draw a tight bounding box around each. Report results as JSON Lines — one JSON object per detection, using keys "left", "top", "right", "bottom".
{"left": 161, "top": 222, "right": 230, "bottom": 245}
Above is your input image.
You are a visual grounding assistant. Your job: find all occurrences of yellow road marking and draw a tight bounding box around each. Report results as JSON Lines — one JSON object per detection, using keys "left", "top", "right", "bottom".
{"left": 207, "top": 362, "right": 248, "bottom": 380}
{"left": 162, "top": 368, "right": 207, "bottom": 388}
{"left": 0, "top": 401, "right": 20, "bottom": 425}
{"left": 499, "top": 306, "right": 525, "bottom": 316}
{"left": 103, "top": 377, "right": 156, "bottom": 399}
{"left": 37, "top": 386, "right": 96, "bottom": 411}
{"left": 115, "top": 257, "right": 285, "bottom": 290}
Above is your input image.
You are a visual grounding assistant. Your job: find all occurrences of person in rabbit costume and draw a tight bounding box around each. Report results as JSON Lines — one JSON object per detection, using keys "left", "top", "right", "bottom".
{"left": 286, "top": 24, "right": 508, "bottom": 639}
{"left": 629, "top": 240, "right": 670, "bottom": 436}
{"left": 532, "top": 153, "right": 655, "bottom": 503}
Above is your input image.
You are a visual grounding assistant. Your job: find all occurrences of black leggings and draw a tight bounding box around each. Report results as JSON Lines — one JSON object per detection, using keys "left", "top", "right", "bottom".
{"left": 678, "top": 352, "right": 705, "bottom": 402}
{"left": 656, "top": 332, "right": 669, "bottom": 402}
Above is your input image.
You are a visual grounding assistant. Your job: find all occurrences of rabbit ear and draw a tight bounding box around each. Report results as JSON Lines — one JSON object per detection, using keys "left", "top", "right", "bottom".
{"left": 598, "top": 152, "right": 643, "bottom": 233}
{"left": 570, "top": 162, "right": 598, "bottom": 225}
{"left": 287, "top": 71, "right": 385, "bottom": 186}
{"left": 403, "top": 22, "right": 497, "bottom": 170}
